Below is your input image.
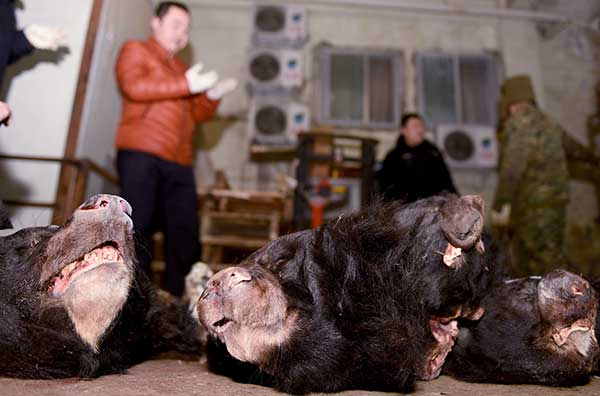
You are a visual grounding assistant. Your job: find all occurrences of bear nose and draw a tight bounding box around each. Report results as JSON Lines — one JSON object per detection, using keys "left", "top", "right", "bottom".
{"left": 79, "top": 194, "right": 132, "bottom": 216}
{"left": 199, "top": 267, "right": 253, "bottom": 300}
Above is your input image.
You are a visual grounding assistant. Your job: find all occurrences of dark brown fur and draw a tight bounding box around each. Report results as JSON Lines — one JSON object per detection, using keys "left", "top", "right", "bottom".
{"left": 198, "top": 195, "right": 503, "bottom": 394}
{"left": 444, "top": 270, "right": 598, "bottom": 386}
{"left": 0, "top": 194, "right": 202, "bottom": 379}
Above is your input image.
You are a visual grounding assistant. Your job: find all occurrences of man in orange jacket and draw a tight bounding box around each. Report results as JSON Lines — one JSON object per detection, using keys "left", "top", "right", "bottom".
{"left": 114, "top": 1, "right": 237, "bottom": 296}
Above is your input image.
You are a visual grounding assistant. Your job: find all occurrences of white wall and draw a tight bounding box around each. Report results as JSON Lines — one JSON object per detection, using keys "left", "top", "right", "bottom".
{"left": 0, "top": 0, "right": 94, "bottom": 230}
{"left": 539, "top": 27, "right": 600, "bottom": 224}
{"left": 77, "top": 0, "right": 153, "bottom": 198}
{"left": 182, "top": 3, "right": 522, "bottom": 209}
{"left": 2, "top": 0, "right": 597, "bottom": 229}
{"left": 186, "top": 5, "right": 253, "bottom": 188}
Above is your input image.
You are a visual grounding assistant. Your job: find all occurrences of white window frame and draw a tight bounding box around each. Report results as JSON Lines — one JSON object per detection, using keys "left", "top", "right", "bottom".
{"left": 316, "top": 45, "right": 404, "bottom": 130}
{"left": 416, "top": 51, "right": 501, "bottom": 127}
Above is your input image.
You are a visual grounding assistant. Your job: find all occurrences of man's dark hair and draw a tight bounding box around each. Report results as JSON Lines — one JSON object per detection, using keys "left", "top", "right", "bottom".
{"left": 400, "top": 113, "right": 422, "bottom": 127}
{"left": 155, "top": 1, "right": 189, "bottom": 18}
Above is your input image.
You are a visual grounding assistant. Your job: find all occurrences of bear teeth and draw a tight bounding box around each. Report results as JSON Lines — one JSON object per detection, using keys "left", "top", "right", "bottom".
{"left": 46, "top": 243, "right": 123, "bottom": 292}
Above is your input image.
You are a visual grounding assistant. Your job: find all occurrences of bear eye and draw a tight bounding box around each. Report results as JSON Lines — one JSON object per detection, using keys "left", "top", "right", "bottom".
{"left": 30, "top": 239, "right": 39, "bottom": 247}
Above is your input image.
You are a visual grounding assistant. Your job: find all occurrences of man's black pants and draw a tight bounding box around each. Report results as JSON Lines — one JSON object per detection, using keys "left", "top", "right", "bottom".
{"left": 117, "top": 150, "right": 200, "bottom": 297}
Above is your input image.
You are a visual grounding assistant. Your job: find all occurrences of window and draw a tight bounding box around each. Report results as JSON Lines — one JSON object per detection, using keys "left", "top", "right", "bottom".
{"left": 416, "top": 51, "right": 500, "bottom": 127}
{"left": 316, "top": 45, "right": 404, "bottom": 129}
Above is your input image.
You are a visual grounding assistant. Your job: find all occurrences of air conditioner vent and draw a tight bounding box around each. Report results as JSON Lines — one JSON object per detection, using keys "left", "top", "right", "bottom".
{"left": 249, "top": 97, "right": 310, "bottom": 146}
{"left": 249, "top": 53, "right": 281, "bottom": 82}
{"left": 443, "top": 129, "right": 475, "bottom": 161}
{"left": 256, "top": 106, "right": 287, "bottom": 135}
{"left": 247, "top": 49, "right": 303, "bottom": 91}
{"left": 252, "top": 5, "right": 307, "bottom": 47}
{"left": 255, "top": 6, "right": 286, "bottom": 33}
{"left": 437, "top": 124, "right": 498, "bottom": 168}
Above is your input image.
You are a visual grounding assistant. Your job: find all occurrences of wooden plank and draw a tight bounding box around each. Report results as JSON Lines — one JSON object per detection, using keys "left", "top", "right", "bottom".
{"left": 204, "top": 211, "right": 276, "bottom": 221}
{"left": 205, "top": 189, "right": 286, "bottom": 201}
{"left": 3, "top": 200, "right": 55, "bottom": 209}
{"left": 201, "top": 235, "right": 270, "bottom": 249}
{"left": 0, "top": 154, "right": 117, "bottom": 215}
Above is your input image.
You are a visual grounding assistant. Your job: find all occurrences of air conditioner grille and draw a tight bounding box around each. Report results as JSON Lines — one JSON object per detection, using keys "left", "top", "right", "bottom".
{"left": 256, "top": 106, "right": 287, "bottom": 135}
{"left": 444, "top": 130, "right": 475, "bottom": 161}
{"left": 255, "top": 6, "right": 285, "bottom": 32}
{"left": 250, "top": 53, "right": 281, "bottom": 82}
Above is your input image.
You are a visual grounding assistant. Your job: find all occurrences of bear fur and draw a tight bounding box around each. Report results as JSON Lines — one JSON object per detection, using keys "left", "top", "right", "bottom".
{"left": 0, "top": 194, "right": 202, "bottom": 379}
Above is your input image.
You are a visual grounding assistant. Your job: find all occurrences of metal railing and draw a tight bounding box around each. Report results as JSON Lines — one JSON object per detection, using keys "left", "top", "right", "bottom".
{"left": 0, "top": 154, "right": 118, "bottom": 225}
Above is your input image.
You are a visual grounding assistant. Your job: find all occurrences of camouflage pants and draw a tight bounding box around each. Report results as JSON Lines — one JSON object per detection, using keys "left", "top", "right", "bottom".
{"left": 510, "top": 205, "right": 567, "bottom": 277}
{"left": 564, "top": 132, "right": 600, "bottom": 219}
{"left": 568, "top": 160, "right": 600, "bottom": 221}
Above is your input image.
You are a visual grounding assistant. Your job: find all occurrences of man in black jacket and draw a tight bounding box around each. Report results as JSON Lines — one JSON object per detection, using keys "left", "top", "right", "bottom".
{"left": 377, "top": 113, "right": 457, "bottom": 202}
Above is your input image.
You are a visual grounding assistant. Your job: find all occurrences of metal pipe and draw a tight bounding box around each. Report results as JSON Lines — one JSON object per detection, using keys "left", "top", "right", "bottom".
{"left": 187, "top": 0, "right": 574, "bottom": 24}
{"left": 302, "top": 0, "right": 569, "bottom": 23}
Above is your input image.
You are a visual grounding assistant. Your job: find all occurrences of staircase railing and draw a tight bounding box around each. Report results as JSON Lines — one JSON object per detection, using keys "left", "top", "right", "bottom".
{"left": 0, "top": 154, "right": 118, "bottom": 225}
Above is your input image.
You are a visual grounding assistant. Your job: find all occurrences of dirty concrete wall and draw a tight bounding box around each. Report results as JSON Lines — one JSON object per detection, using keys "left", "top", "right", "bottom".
{"left": 188, "top": 6, "right": 509, "bottom": 192}
{"left": 186, "top": 3, "right": 599, "bottom": 224}
{"left": 77, "top": 0, "right": 154, "bottom": 199}
{"left": 539, "top": 27, "right": 600, "bottom": 224}
{"left": 4, "top": 1, "right": 597, "bottom": 229}
{"left": 186, "top": 6, "right": 254, "bottom": 189}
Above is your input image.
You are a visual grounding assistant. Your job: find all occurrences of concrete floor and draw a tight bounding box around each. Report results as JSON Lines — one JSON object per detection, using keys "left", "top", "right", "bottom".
{"left": 1, "top": 358, "right": 599, "bottom": 396}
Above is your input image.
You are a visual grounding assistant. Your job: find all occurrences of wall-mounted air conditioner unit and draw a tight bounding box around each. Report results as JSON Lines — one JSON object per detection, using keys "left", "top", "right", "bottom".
{"left": 247, "top": 48, "right": 303, "bottom": 91}
{"left": 436, "top": 124, "right": 498, "bottom": 168}
{"left": 249, "top": 97, "right": 310, "bottom": 146}
{"left": 252, "top": 4, "right": 307, "bottom": 47}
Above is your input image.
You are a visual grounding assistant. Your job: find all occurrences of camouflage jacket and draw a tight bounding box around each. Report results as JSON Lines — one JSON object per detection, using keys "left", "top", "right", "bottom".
{"left": 493, "top": 104, "right": 569, "bottom": 215}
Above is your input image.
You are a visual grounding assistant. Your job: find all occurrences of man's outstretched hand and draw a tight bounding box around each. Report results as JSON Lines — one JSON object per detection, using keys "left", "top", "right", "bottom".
{"left": 185, "top": 63, "right": 218, "bottom": 94}
{"left": 24, "top": 24, "right": 67, "bottom": 51}
{"left": 207, "top": 78, "right": 238, "bottom": 100}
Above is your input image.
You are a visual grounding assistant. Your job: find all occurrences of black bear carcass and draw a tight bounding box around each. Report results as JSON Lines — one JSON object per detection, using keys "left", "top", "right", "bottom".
{"left": 197, "top": 194, "right": 503, "bottom": 394}
{"left": 0, "top": 194, "right": 202, "bottom": 379}
{"left": 443, "top": 269, "right": 598, "bottom": 386}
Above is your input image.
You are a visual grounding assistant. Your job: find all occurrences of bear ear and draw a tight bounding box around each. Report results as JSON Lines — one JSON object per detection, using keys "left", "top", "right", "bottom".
{"left": 440, "top": 195, "right": 485, "bottom": 249}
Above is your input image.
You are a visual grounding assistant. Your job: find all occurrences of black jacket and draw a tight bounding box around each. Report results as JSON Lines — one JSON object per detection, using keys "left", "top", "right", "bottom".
{"left": 0, "top": 0, "right": 34, "bottom": 84}
{"left": 377, "top": 136, "right": 457, "bottom": 202}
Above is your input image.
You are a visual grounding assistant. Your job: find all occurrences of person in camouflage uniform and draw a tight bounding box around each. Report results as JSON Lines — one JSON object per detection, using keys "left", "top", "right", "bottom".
{"left": 493, "top": 75, "right": 570, "bottom": 276}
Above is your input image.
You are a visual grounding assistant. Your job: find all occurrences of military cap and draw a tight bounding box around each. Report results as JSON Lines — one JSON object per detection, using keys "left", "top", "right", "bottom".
{"left": 500, "top": 74, "right": 536, "bottom": 117}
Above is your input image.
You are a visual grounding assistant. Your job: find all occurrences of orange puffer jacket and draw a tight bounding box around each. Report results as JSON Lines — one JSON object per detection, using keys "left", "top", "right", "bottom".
{"left": 114, "top": 37, "right": 220, "bottom": 166}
